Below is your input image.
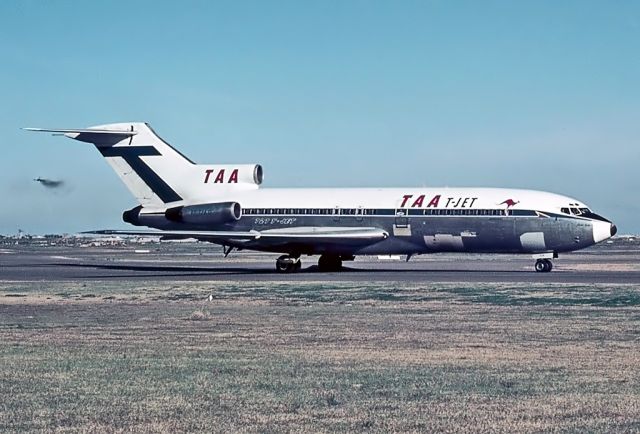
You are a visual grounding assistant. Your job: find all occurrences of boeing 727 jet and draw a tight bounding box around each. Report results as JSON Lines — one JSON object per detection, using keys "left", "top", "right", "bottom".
{"left": 26, "top": 122, "right": 617, "bottom": 272}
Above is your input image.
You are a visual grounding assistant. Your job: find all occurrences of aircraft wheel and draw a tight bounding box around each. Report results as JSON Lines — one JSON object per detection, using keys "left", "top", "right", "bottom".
{"left": 318, "top": 254, "right": 343, "bottom": 272}
{"left": 535, "top": 259, "right": 552, "bottom": 273}
{"left": 276, "top": 255, "right": 300, "bottom": 273}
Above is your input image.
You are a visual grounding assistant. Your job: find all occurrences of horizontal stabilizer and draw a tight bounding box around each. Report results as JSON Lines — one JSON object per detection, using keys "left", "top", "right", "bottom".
{"left": 23, "top": 127, "right": 137, "bottom": 135}
{"left": 24, "top": 127, "right": 136, "bottom": 145}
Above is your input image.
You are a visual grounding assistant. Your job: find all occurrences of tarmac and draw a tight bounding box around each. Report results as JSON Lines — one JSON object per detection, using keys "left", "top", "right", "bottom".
{"left": 1, "top": 238, "right": 639, "bottom": 284}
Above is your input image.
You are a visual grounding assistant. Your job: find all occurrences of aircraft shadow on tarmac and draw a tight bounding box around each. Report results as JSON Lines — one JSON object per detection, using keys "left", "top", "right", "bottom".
{"left": 36, "top": 261, "right": 530, "bottom": 279}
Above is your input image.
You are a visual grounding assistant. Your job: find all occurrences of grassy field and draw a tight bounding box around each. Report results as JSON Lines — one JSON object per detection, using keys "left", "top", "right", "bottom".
{"left": 0, "top": 281, "right": 639, "bottom": 433}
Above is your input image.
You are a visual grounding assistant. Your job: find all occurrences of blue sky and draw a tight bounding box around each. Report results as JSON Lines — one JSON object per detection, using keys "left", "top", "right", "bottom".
{"left": 1, "top": 1, "right": 638, "bottom": 234}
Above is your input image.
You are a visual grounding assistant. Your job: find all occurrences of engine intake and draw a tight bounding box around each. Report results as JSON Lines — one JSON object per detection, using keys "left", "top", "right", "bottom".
{"left": 165, "top": 202, "right": 242, "bottom": 225}
{"left": 203, "top": 164, "right": 263, "bottom": 185}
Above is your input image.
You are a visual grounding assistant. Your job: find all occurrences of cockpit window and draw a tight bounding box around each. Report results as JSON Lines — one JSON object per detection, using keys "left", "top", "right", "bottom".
{"left": 561, "top": 207, "right": 592, "bottom": 216}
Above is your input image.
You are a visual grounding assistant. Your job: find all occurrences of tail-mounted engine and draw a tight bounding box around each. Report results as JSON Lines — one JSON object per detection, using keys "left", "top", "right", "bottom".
{"left": 123, "top": 202, "right": 242, "bottom": 227}
{"left": 203, "top": 164, "right": 263, "bottom": 185}
{"left": 165, "top": 202, "right": 241, "bottom": 225}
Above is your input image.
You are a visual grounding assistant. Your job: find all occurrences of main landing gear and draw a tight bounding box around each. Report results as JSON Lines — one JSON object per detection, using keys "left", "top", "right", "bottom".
{"left": 318, "top": 254, "right": 343, "bottom": 272}
{"left": 275, "top": 255, "right": 302, "bottom": 273}
{"left": 274, "top": 254, "right": 347, "bottom": 273}
{"left": 534, "top": 259, "right": 553, "bottom": 273}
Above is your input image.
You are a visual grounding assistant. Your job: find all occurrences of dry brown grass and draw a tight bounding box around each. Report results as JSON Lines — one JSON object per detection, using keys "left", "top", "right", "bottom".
{"left": 0, "top": 281, "right": 639, "bottom": 433}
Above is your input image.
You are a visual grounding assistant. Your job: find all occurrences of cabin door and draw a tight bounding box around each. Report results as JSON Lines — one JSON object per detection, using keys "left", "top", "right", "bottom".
{"left": 393, "top": 208, "right": 412, "bottom": 236}
{"left": 394, "top": 209, "right": 409, "bottom": 228}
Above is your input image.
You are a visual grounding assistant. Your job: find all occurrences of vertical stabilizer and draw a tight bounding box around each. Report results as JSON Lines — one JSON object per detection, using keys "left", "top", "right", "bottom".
{"left": 26, "top": 122, "right": 263, "bottom": 208}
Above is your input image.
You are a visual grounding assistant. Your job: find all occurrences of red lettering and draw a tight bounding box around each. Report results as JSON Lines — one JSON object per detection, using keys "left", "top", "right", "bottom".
{"left": 400, "top": 194, "right": 413, "bottom": 207}
{"left": 228, "top": 169, "right": 238, "bottom": 183}
{"left": 214, "top": 169, "right": 225, "bottom": 183}
{"left": 411, "top": 195, "right": 425, "bottom": 208}
{"left": 204, "top": 169, "right": 214, "bottom": 183}
{"left": 427, "top": 194, "right": 441, "bottom": 208}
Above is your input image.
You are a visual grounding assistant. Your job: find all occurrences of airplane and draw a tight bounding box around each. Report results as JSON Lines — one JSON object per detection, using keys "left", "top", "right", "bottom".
{"left": 25, "top": 122, "right": 617, "bottom": 273}
{"left": 33, "top": 177, "right": 63, "bottom": 187}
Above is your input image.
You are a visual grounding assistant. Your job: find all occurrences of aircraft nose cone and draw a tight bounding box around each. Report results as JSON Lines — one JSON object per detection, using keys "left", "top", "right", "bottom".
{"left": 592, "top": 220, "right": 615, "bottom": 244}
{"left": 611, "top": 224, "right": 618, "bottom": 237}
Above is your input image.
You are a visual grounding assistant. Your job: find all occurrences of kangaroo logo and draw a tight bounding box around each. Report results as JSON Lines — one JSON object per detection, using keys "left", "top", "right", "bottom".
{"left": 499, "top": 199, "right": 519, "bottom": 208}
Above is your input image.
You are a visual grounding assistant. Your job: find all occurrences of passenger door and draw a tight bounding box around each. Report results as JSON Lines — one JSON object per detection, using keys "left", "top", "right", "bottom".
{"left": 394, "top": 208, "right": 411, "bottom": 236}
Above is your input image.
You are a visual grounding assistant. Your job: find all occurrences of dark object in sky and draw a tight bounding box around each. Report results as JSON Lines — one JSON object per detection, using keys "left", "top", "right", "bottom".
{"left": 34, "top": 177, "right": 64, "bottom": 189}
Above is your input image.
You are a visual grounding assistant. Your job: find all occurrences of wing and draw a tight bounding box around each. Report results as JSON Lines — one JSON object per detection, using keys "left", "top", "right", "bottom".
{"left": 87, "top": 226, "right": 388, "bottom": 250}
{"left": 88, "top": 229, "right": 260, "bottom": 243}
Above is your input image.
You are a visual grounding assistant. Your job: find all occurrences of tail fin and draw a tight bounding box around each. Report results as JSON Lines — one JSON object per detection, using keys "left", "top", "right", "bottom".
{"left": 26, "top": 122, "right": 262, "bottom": 208}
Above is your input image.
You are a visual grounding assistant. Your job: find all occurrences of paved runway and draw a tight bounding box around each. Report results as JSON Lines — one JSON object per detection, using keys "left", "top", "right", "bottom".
{"left": 1, "top": 240, "right": 639, "bottom": 284}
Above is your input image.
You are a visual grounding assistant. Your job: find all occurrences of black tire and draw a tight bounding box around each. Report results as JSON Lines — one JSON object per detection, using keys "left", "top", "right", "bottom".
{"left": 276, "top": 259, "right": 289, "bottom": 273}
{"left": 544, "top": 259, "right": 553, "bottom": 272}
{"left": 535, "top": 260, "right": 546, "bottom": 272}
{"left": 276, "top": 255, "right": 299, "bottom": 273}
{"left": 318, "top": 255, "right": 342, "bottom": 272}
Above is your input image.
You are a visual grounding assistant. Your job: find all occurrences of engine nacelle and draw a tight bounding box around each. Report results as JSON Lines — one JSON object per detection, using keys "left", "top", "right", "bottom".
{"left": 123, "top": 205, "right": 144, "bottom": 226}
{"left": 165, "top": 202, "right": 242, "bottom": 225}
{"left": 123, "top": 205, "right": 171, "bottom": 227}
{"left": 202, "top": 164, "right": 263, "bottom": 185}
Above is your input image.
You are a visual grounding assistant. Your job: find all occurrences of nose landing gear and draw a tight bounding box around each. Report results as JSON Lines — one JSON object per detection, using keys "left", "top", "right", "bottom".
{"left": 534, "top": 259, "right": 553, "bottom": 273}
